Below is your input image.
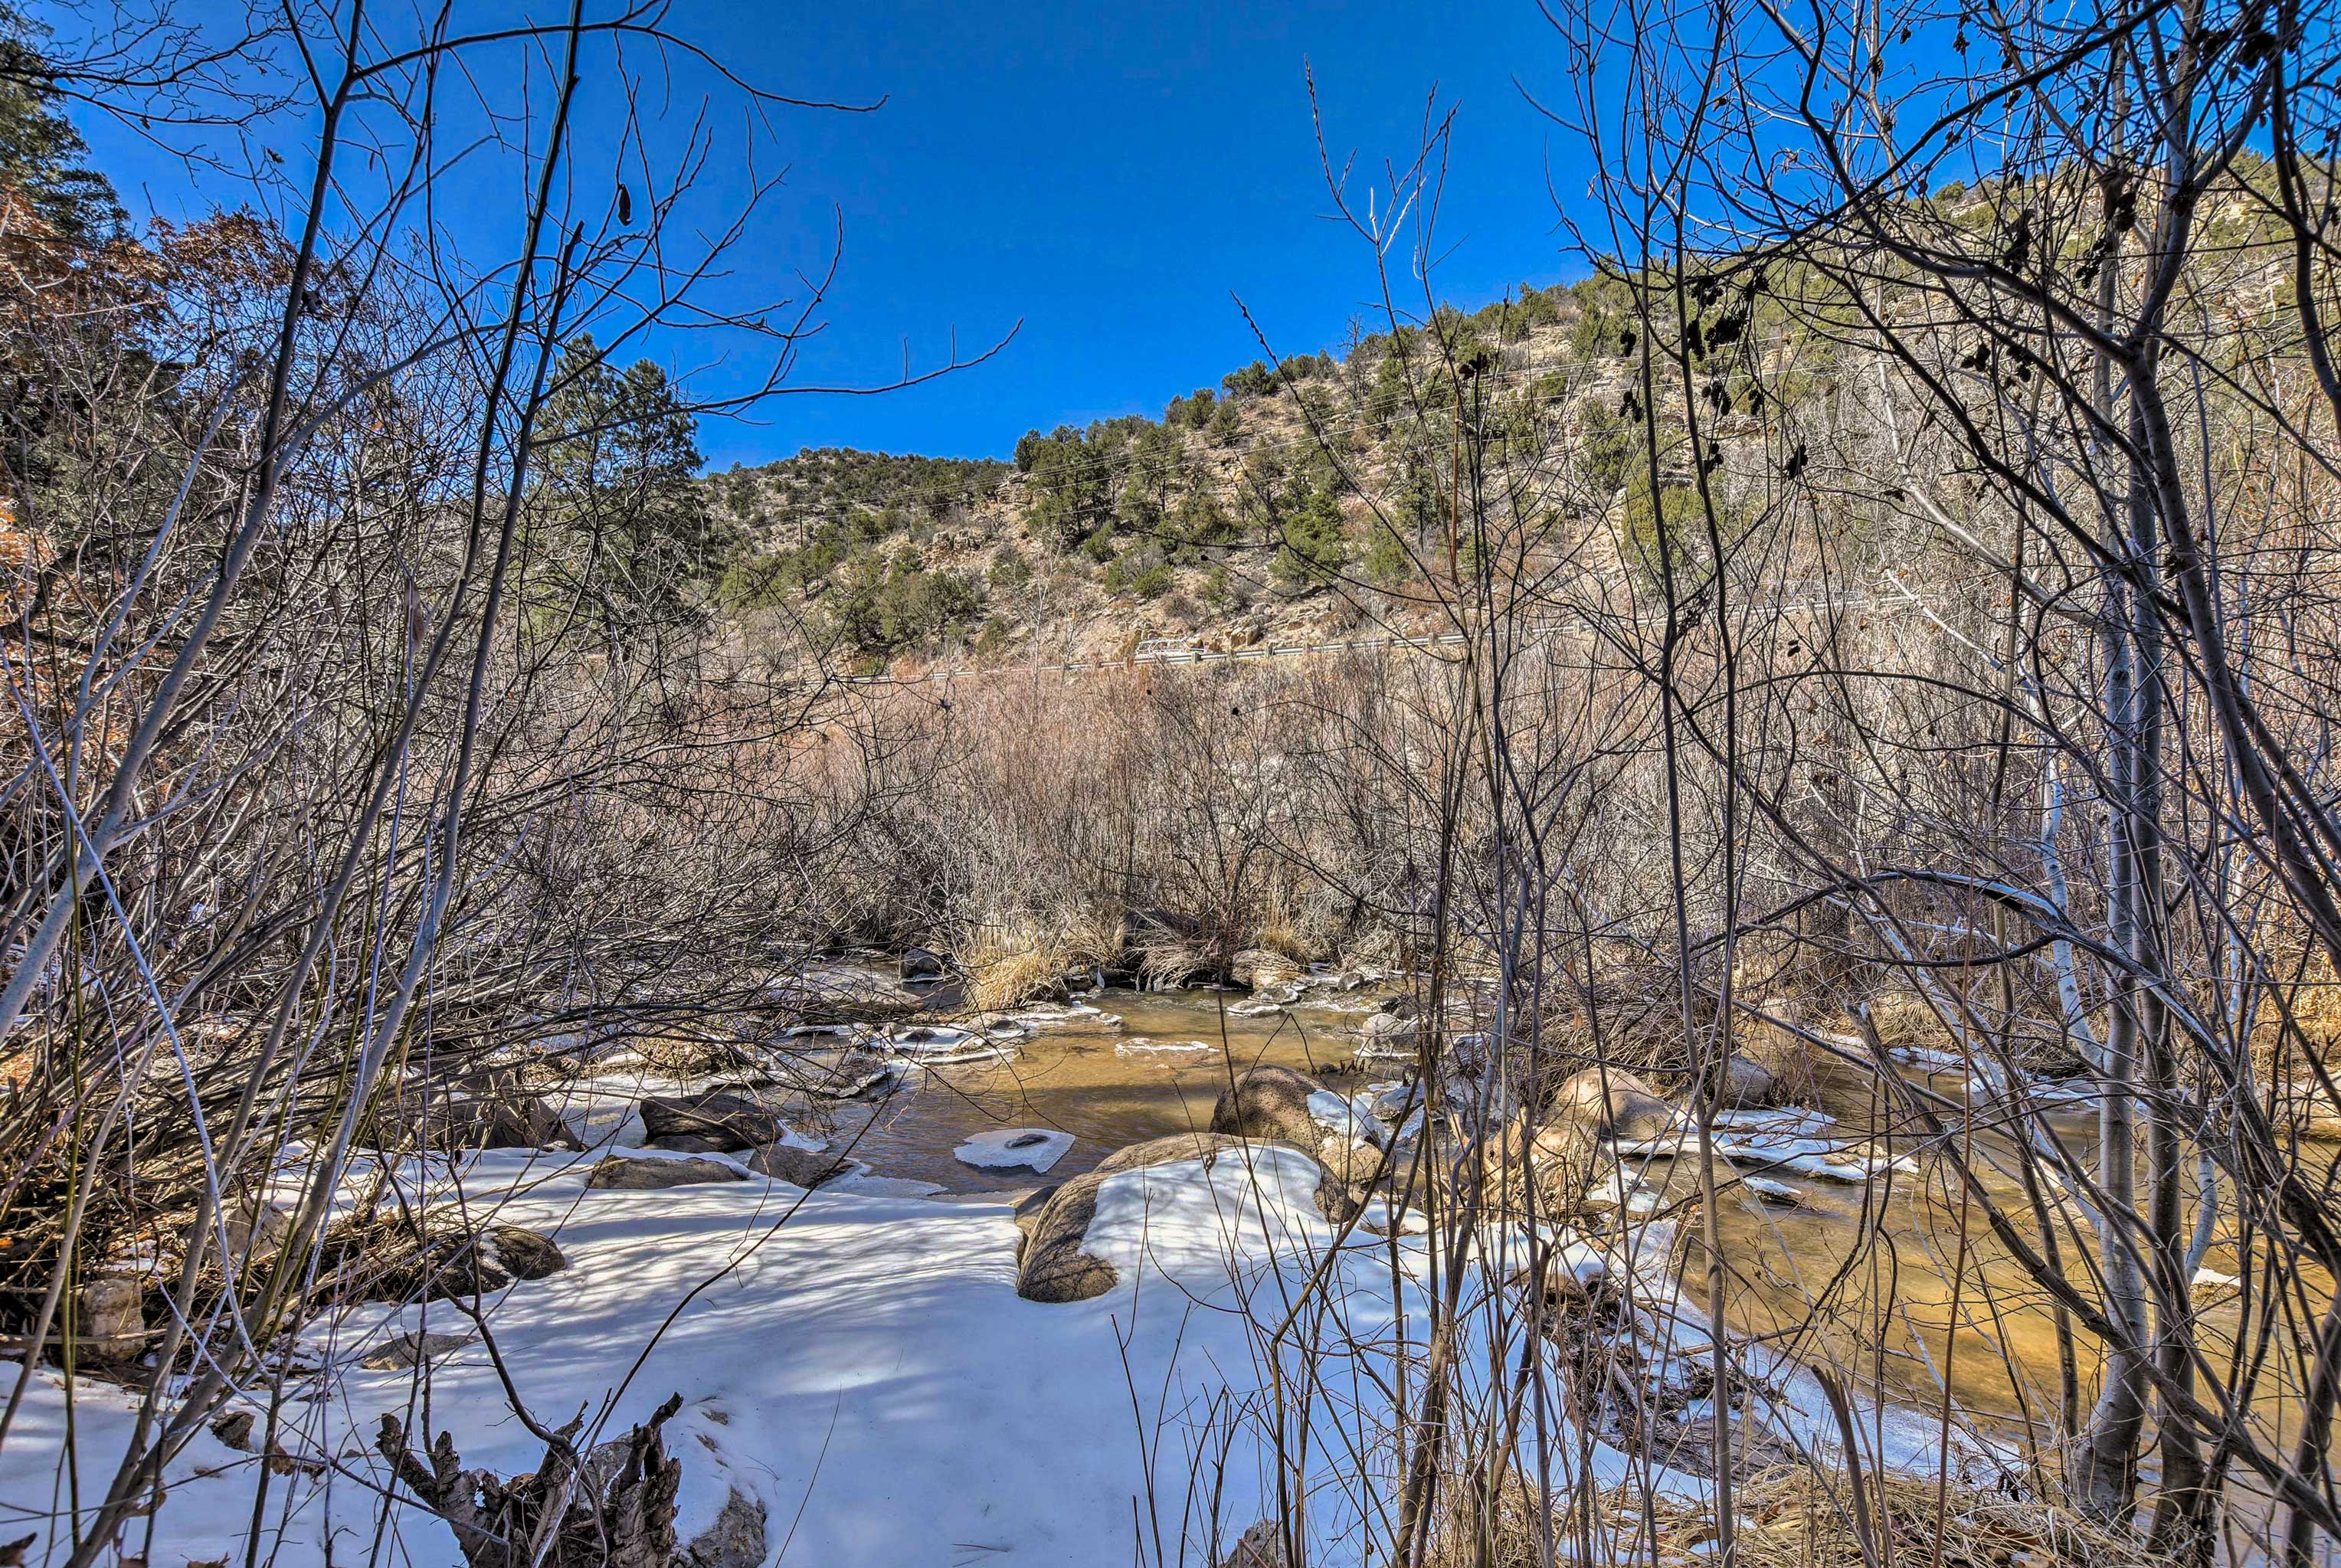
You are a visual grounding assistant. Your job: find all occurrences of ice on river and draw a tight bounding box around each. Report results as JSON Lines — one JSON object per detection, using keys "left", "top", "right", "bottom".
{"left": 1114, "top": 1036, "right": 1222, "bottom": 1056}
{"left": 954, "top": 1127, "right": 1076, "bottom": 1173}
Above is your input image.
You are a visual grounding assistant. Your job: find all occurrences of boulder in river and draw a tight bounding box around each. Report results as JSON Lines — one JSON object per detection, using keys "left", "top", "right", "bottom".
{"left": 1017, "top": 1134, "right": 1354, "bottom": 1304}
{"left": 1355, "top": 1001, "right": 1420, "bottom": 1058}
{"left": 1716, "top": 1053, "right": 1780, "bottom": 1109}
{"left": 745, "top": 1143, "right": 855, "bottom": 1189}
{"left": 1311, "top": 1140, "right": 1390, "bottom": 1188}
{"left": 777, "top": 1043, "right": 903, "bottom": 1101}
{"left": 1014, "top": 1172, "right": 1122, "bottom": 1303}
{"left": 1229, "top": 948, "right": 1303, "bottom": 990}
{"left": 1208, "top": 1064, "right": 1328, "bottom": 1151}
{"left": 1733, "top": 997, "right": 1825, "bottom": 1106}
{"left": 899, "top": 946, "right": 947, "bottom": 980}
{"left": 1544, "top": 1068, "right": 1675, "bottom": 1144}
{"left": 637, "top": 1091, "right": 787, "bottom": 1151}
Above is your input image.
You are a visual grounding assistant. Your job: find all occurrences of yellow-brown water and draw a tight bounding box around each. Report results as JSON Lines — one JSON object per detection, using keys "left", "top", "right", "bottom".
{"left": 823, "top": 986, "right": 1382, "bottom": 1190}
{"left": 827, "top": 984, "right": 2300, "bottom": 1480}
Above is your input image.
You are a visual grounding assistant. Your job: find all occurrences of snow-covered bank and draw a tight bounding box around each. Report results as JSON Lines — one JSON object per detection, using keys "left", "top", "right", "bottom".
{"left": 1, "top": 1140, "right": 1670, "bottom": 1566}
{"left": 2, "top": 1118, "right": 2006, "bottom": 1566}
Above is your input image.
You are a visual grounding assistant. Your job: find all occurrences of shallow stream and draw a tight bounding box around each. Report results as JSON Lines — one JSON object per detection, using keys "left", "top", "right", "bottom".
{"left": 816, "top": 980, "right": 2274, "bottom": 1462}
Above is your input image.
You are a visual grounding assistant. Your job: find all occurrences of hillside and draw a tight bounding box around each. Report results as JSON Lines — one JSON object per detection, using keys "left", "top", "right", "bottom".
{"left": 699, "top": 280, "right": 1643, "bottom": 670}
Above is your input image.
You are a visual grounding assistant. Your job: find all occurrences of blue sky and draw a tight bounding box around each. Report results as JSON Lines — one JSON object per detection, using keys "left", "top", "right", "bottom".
{"left": 73, "top": 2, "right": 1595, "bottom": 466}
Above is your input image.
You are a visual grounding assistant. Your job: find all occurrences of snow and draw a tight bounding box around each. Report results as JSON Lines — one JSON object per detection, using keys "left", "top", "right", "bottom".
{"left": 1741, "top": 1175, "right": 1804, "bottom": 1203}
{"left": 1709, "top": 1107, "right": 1838, "bottom": 1134}
{"left": 1006, "top": 1003, "right": 1121, "bottom": 1030}
{"left": 1359, "top": 1199, "right": 1429, "bottom": 1236}
{"left": 0, "top": 1095, "right": 1986, "bottom": 1568}
{"left": 3, "top": 1140, "right": 1724, "bottom": 1567}
{"left": 1614, "top": 1109, "right": 1920, "bottom": 1185}
{"left": 1307, "top": 1088, "right": 1380, "bottom": 1147}
{"left": 953, "top": 1128, "right": 1076, "bottom": 1174}
{"left": 1114, "top": 1036, "right": 1220, "bottom": 1056}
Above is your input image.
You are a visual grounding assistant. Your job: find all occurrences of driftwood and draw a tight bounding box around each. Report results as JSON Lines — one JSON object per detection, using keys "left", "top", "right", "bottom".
{"left": 377, "top": 1394, "right": 685, "bottom": 1567}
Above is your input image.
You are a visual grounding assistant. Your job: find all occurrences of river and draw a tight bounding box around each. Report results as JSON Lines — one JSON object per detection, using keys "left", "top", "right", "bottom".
{"left": 810, "top": 979, "right": 2285, "bottom": 1478}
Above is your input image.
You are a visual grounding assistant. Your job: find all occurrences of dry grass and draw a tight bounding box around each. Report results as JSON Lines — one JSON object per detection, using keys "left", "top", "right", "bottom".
{"left": 1253, "top": 899, "right": 1336, "bottom": 965}
{"left": 1423, "top": 1464, "right": 1552, "bottom": 1568}
{"left": 1642, "top": 1465, "right": 2150, "bottom": 1568}
{"left": 1735, "top": 1001, "right": 1828, "bottom": 1105}
{"left": 962, "top": 912, "right": 1122, "bottom": 1011}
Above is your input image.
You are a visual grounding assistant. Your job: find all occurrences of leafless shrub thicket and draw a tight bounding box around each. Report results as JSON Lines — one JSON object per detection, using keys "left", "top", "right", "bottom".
{"left": 1168, "top": 0, "right": 2341, "bottom": 1560}
{"left": 0, "top": 5, "right": 1007, "bottom": 1560}
{"left": 872, "top": 0, "right": 2341, "bottom": 1561}
{"left": 5, "top": 0, "right": 2341, "bottom": 1561}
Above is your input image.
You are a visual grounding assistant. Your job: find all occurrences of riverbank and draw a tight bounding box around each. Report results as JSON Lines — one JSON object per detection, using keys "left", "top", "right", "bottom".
{"left": 2, "top": 989, "right": 2073, "bottom": 1568}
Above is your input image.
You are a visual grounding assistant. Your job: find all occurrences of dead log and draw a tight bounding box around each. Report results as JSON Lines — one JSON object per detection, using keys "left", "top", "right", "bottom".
{"left": 377, "top": 1393, "right": 684, "bottom": 1567}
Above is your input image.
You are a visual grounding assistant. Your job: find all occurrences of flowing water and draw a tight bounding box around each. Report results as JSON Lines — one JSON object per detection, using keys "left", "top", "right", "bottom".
{"left": 820, "top": 980, "right": 2288, "bottom": 1468}
{"left": 823, "top": 984, "right": 1387, "bottom": 1190}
